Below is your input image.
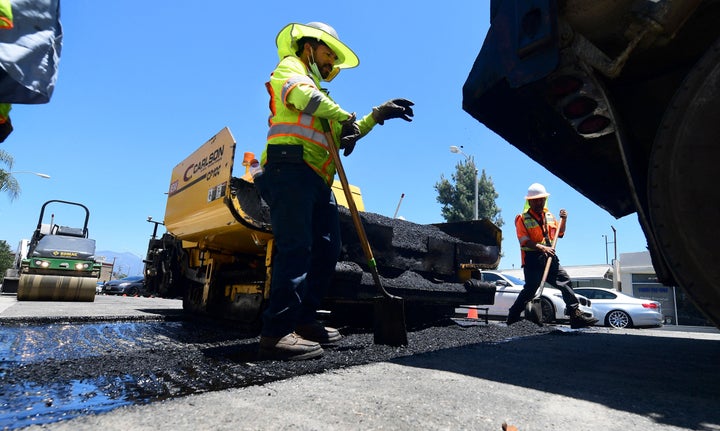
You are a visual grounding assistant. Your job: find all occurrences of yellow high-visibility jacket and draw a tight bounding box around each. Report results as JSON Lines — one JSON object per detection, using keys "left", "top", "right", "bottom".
{"left": 0, "top": 0, "right": 13, "bottom": 29}
{"left": 262, "top": 55, "right": 376, "bottom": 185}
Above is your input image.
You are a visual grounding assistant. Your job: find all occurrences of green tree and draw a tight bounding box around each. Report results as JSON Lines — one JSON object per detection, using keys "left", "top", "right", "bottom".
{"left": 0, "top": 149, "right": 20, "bottom": 201}
{"left": 0, "top": 240, "right": 15, "bottom": 282}
{"left": 435, "top": 160, "right": 504, "bottom": 226}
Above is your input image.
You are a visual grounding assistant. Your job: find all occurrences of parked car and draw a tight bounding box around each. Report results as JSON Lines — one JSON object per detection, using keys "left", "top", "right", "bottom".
{"left": 102, "top": 276, "right": 146, "bottom": 296}
{"left": 458, "top": 270, "right": 594, "bottom": 324}
{"left": 95, "top": 281, "right": 104, "bottom": 295}
{"left": 574, "top": 287, "right": 663, "bottom": 328}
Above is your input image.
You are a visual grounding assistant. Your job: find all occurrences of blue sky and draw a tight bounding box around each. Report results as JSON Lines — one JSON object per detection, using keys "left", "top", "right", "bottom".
{"left": 0, "top": 1, "right": 648, "bottom": 274}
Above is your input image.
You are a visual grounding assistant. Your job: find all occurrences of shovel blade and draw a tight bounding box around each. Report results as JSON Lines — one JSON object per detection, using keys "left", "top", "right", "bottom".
{"left": 373, "top": 295, "right": 408, "bottom": 346}
{"left": 525, "top": 298, "right": 543, "bottom": 326}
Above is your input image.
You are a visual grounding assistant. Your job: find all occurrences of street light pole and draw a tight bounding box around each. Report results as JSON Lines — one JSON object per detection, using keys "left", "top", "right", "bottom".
{"left": 473, "top": 163, "right": 478, "bottom": 221}
{"left": 602, "top": 234, "right": 609, "bottom": 264}
{"left": 449, "top": 145, "right": 478, "bottom": 220}
{"left": 9, "top": 171, "right": 51, "bottom": 178}
{"left": 603, "top": 227, "right": 618, "bottom": 264}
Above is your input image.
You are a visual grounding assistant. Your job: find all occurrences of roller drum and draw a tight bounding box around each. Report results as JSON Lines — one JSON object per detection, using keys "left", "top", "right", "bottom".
{"left": 17, "top": 274, "right": 96, "bottom": 302}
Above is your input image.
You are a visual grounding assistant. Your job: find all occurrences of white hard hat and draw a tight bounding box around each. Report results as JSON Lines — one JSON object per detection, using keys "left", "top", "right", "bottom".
{"left": 275, "top": 22, "right": 359, "bottom": 69}
{"left": 525, "top": 183, "right": 550, "bottom": 200}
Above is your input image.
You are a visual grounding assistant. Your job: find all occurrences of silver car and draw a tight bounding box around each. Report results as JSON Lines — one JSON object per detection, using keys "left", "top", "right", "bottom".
{"left": 574, "top": 287, "right": 663, "bottom": 328}
{"left": 459, "top": 270, "right": 595, "bottom": 324}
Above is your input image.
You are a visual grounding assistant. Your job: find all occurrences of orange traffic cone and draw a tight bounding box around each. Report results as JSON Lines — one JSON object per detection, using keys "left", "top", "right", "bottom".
{"left": 467, "top": 307, "right": 478, "bottom": 319}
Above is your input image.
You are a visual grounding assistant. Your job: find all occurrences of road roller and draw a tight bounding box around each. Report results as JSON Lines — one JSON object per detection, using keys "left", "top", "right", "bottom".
{"left": 15, "top": 200, "right": 101, "bottom": 302}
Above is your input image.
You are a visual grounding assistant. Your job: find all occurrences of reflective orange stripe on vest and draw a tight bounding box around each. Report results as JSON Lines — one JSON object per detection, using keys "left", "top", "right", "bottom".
{"left": 263, "top": 57, "right": 343, "bottom": 185}
{"left": 281, "top": 75, "right": 324, "bottom": 115}
{"left": 518, "top": 210, "right": 558, "bottom": 251}
{"left": 267, "top": 121, "right": 328, "bottom": 147}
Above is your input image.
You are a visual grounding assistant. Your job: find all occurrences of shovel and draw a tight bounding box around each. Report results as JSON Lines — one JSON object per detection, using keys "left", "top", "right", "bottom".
{"left": 320, "top": 118, "right": 408, "bottom": 346}
{"left": 525, "top": 216, "right": 565, "bottom": 325}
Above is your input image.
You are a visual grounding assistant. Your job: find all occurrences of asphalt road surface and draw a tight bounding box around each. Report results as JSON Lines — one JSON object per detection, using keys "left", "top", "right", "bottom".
{"left": 2, "top": 295, "right": 719, "bottom": 431}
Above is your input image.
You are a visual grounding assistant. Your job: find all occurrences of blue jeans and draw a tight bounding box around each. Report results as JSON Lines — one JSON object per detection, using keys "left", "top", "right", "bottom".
{"left": 254, "top": 160, "right": 341, "bottom": 338}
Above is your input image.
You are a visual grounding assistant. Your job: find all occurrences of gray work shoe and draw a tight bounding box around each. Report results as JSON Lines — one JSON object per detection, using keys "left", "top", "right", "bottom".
{"left": 258, "top": 332, "right": 323, "bottom": 361}
{"left": 505, "top": 314, "right": 522, "bottom": 326}
{"left": 295, "top": 321, "right": 342, "bottom": 344}
{"left": 569, "top": 307, "right": 599, "bottom": 329}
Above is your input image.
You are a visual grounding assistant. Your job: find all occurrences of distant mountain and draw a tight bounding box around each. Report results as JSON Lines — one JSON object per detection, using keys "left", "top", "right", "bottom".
{"left": 96, "top": 250, "right": 144, "bottom": 276}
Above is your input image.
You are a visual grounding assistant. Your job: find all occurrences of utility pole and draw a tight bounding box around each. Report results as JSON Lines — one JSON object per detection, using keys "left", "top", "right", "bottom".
{"left": 603, "top": 234, "right": 609, "bottom": 264}
{"left": 603, "top": 226, "right": 617, "bottom": 264}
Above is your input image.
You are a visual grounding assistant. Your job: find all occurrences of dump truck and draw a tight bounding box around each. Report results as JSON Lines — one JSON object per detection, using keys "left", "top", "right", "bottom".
{"left": 462, "top": 0, "right": 720, "bottom": 327}
{"left": 14, "top": 200, "right": 100, "bottom": 301}
{"left": 143, "top": 127, "right": 501, "bottom": 329}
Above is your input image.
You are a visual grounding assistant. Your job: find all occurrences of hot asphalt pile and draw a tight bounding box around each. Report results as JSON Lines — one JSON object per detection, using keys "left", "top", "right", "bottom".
{"left": 0, "top": 317, "right": 551, "bottom": 428}
{"left": 329, "top": 207, "right": 499, "bottom": 325}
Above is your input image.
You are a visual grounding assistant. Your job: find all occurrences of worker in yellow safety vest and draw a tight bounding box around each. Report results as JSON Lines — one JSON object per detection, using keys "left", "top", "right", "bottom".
{"left": 254, "top": 21, "right": 414, "bottom": 360}
{"left": 506, "top": 183, "right": 598, "bottom": 329}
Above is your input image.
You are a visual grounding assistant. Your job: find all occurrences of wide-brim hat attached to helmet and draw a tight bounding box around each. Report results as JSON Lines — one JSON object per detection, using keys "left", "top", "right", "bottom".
{"left": 276, "top": 22, "right": 359, "bottom": 70}
{"left": 525, "top": 183, "right": 550, "bottom": 200}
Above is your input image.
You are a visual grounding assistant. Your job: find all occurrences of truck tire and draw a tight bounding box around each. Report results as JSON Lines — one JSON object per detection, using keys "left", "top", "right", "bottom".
{"left": 649, "top": 37, "right": 720, "bottom": 328}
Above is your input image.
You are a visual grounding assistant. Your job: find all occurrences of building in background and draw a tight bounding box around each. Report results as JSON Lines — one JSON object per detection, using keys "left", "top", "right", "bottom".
{"left": 95, "top": 256, "right": 115, "bottom": 283}
{"left": 619, "top": 252, "right": 710, "bottom": 326}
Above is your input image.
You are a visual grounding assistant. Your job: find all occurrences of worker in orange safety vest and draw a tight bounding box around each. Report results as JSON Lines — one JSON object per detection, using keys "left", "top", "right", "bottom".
{"left": 506, "top": 183, "right": 598, "bottom": 329}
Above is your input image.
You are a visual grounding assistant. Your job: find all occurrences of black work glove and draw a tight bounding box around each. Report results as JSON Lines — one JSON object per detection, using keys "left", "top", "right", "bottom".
{"left": 340, "top": 114, "right": 361, "bottom": 156}
{"left": 372, "top": 98, "right": 414, "bottom": 125}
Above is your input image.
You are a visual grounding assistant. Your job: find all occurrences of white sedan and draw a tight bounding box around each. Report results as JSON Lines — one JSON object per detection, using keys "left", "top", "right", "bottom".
{"left": 574, "top": 287, "right": 663, "bottom": 328}
{"left": 458, "top": 270, "right": 595, "bottom": 324}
